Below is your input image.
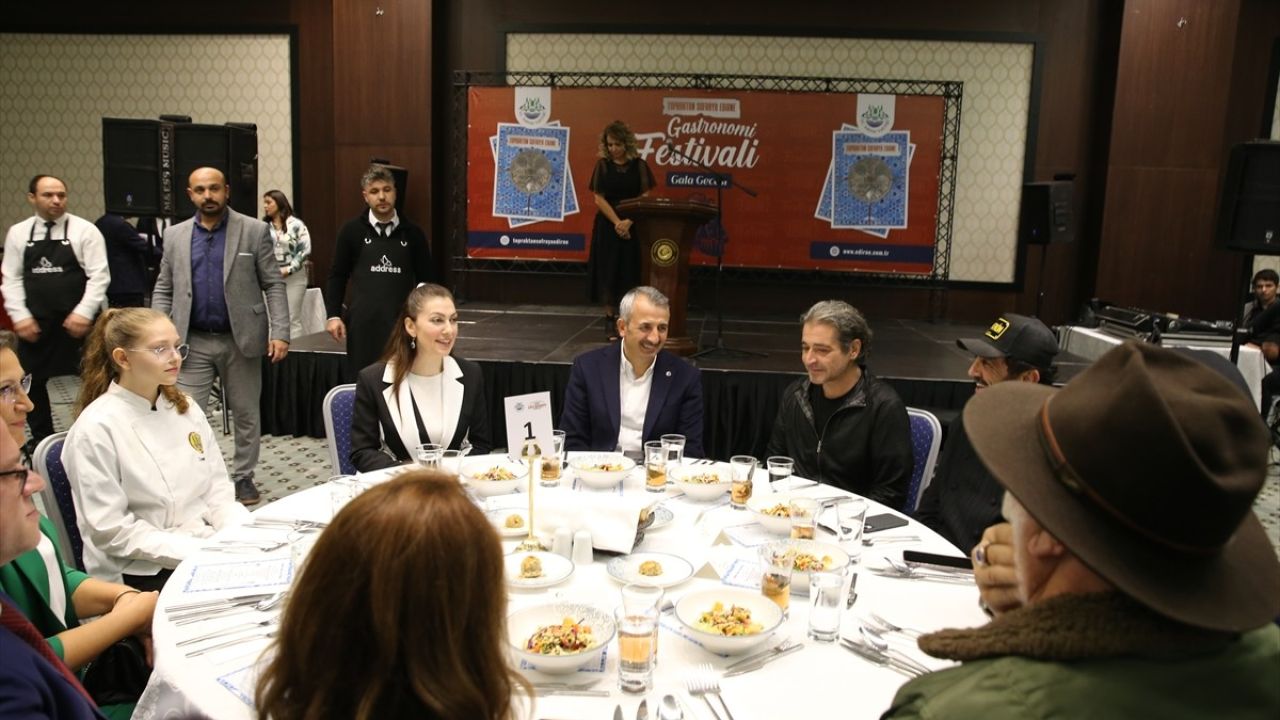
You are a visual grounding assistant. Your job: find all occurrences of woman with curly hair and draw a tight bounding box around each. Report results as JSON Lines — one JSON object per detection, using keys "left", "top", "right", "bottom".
{"left": 256, "top": 472, "right": 529, "bottom": 720}
{"left": 63, "top": 308, "right": 248, "bottom": 590}
{"left": 587, "top": 120, "right": 655, "bottom": 340}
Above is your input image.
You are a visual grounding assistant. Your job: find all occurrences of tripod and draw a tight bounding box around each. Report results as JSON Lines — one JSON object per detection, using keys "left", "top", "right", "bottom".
{"left": 660, "top": 141, "right": 765, "bottom": 359}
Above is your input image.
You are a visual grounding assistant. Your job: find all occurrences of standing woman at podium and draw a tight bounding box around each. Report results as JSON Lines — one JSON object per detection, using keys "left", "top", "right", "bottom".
{"left": 586, "top": 121, "right": 655, "bottom": 341}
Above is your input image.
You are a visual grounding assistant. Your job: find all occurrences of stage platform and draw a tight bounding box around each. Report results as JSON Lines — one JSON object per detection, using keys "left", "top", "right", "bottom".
{"left": 259, "top": 303, "right": 1091, "bottom": 460}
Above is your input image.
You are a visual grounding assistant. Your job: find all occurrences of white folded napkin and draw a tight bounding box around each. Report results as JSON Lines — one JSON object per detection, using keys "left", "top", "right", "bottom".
{"left": 528, "top": 487, "right": 656, "bottom": 553}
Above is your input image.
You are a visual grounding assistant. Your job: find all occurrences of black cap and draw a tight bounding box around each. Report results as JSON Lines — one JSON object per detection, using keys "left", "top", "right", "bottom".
{"left": 956, "top": 313, "right": 1059, "bottom": 370}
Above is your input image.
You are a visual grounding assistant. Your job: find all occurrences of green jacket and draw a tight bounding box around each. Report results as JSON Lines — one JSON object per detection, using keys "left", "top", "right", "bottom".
{"left": 0, "top": 516, "right": 90, "bottom": 660}
{"left": 884, "top": 592, "right": 1280, "bottom": 719}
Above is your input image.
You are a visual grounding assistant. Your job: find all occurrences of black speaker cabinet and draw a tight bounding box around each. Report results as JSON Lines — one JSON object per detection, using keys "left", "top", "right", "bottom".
{"left": 1217, "top": 141, "right": 1280, "bottom": 254}
{"left": 1019, "top": 181, "right": 1074, "bottom": 245}
{"left": 102, "top": 118, "right": 176, "bottom": 216}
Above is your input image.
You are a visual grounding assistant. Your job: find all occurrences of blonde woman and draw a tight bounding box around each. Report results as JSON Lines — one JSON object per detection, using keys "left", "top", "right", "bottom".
{"left": 63, "top": 308, "right": 249, "bottom": 590}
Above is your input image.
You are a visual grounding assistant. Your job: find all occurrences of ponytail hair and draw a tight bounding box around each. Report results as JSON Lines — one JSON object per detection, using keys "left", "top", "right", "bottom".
{"left": 76, "top": 308, "right": 189, "bottom": 417}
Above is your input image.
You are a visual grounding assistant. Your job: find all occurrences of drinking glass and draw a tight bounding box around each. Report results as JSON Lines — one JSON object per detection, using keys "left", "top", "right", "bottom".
{"left": 788, "top": 497, "right": 819, "bottom": 540}
{"left": 729, "top": 455, "right": 756, "bottom": 510}
{"left": 767, "top": 456, "right": 794, "bottom": 491}
{"left": 289, "top": 527, "right": 322, "bottom": 576}
{"left": 759, "top": 541, "right": 796, "bottom": 615}
{"left": 441, "top": 449, "right": 464, "bottom": 476}
{"left": 541, "top": 430, "right": 566, "bottom": 486}
{"left": 415, "top": 443, "right": 443, "bottom": 470}
{"left": 660, "top": 434, "right": 686, "bottom": 466}
{"left": 327, "top": 475, "right": 358, "bottom": 516}
{"left": 644, "top": 441, "right": 667, "bottom": 493}
{"left": 615, "top": 606, "right": 656, "bottom": 694}
{"left": 621, "top": 583, "right": 664, "bottom": 662}
{"left": 807, "top": 568, "right": 845, "bottom": 642}
{"left": 838, "top": 498, "right": 869, "bottom": 559}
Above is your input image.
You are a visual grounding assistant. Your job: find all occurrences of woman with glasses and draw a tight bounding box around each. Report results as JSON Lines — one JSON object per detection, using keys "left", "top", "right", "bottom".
{"left": 0, "top": 328, "right": 158, "bottom": 718}
{"left": 62, "top": 308, "right": 250, "bottom": 590}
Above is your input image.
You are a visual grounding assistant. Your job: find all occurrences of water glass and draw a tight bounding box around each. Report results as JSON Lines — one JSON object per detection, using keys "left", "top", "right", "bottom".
{"left": 644, "top": 440, "right": 667, "bottom": 493}
{"left": 441, "top": 449, "right": 464, "bottom": 476}
{"left": 807, "top": 568, "right": 845, "bottom": 642}
{"left": 416, "top": 443, "right": 443, "bottom": 470}
{"left": 289, "top": 527, "right": 322, "bottom": 576}
{"left": 621, "top": 583, "right": 664, "bottom": 661}
{"left": 729, "top": 455, "right": 757, "bottom": 509}
{"left": 615, "top": 607, "right": 656, "bottom": 694}
{"left": 540, "top": 429, "right": 566, "bottom": 486}
{"left": 788, "top": 497, "right": 819, "bottom": 540}
{"left": 327, "top": 475, "right": 359, "bottom": 516}
{"left": 759, "top": 541, "right": 796, "bottom": 615}
{"left": 767, "top": 456, "right": 794, "bottom": 490}
{"left": 838, "top": 498, "right": 870, "bottom": 558}
{"left": 660, "top": 434, "right": 686, "bottom": 466}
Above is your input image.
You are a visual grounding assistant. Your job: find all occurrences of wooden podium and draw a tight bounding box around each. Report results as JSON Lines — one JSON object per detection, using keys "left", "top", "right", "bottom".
{"left": 616, "top": 197, "right": 718, "bottom": 356}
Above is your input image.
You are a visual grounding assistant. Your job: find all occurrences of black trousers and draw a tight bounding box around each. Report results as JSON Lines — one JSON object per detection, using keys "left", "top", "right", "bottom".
{"left": 25, "top": 376, "right": 55, "bottom": 448}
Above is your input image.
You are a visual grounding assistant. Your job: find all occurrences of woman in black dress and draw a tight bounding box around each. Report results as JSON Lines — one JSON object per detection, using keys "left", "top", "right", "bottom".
{"left": 587, "top": 120, "right": 655, "bottom": 340}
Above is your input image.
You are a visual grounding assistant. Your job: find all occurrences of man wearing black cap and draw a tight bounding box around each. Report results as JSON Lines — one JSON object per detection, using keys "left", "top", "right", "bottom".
{"left": 914, "top": 314, "right": 1058, "bottom": 552}
{"left": 884, "top": 342, "right": 1280, "bottom": 718}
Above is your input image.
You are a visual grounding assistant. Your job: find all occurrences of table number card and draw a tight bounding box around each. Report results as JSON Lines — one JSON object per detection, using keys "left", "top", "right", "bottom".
{"left": 503, "top": 391, "right": 555, "bottom": 457}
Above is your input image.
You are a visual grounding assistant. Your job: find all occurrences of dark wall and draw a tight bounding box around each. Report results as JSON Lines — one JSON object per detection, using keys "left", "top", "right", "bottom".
{"left": 435, "top": 0, "right": 1122, "bottom": 325}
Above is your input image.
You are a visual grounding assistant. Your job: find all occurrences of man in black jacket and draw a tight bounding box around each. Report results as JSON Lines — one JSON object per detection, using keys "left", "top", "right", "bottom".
{"left": 766, "top": 300, "right": 912, "bottom": 509}
{"left": 914, "top": 313, "right": 1058, "bottom": 558}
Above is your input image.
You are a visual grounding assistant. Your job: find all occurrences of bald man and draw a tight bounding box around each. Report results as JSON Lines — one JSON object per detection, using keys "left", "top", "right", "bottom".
{"left": 152, "top": 167, "right": 289, "bottom": 505}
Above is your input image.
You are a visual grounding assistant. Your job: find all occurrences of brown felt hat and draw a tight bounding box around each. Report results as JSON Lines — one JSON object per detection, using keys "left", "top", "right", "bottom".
{"left": 964, "top": 341, "right": 1280, "bottom": 632}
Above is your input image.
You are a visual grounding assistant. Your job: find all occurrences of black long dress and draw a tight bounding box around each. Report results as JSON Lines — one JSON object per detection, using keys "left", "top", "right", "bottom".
{"left": 586, "top": 157, "right": 656, "bottom": 304}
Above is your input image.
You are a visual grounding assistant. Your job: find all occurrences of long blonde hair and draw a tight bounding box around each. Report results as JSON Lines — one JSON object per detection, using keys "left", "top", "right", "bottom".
{"left": 76, "top": 308, "right": 189, "bottom": 416}
{"left": 255, "top": 472, "right": 528, "bottom": 720}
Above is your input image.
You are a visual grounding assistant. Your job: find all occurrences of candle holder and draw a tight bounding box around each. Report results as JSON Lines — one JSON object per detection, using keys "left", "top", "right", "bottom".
{"left": 514, "top": 437, "right": 547, "bottom": 552}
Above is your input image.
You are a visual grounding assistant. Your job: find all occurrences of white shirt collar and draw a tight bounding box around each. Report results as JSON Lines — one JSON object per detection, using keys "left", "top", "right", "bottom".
{"left": 367, "top": 209, "right": 400, "bottom": 234}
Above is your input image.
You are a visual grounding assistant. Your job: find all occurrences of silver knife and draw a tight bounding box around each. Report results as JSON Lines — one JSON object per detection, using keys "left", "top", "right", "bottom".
{"left": 614, "top": 704, "right": 624, "bottom": 720}
{"left": 637, "top": 698, "right": 649, "bottom": 720}
{"left": 846, "top": 572, "right": 860, "bottom": 609}
{"left": 722, "top": 640, "right": 793, "bottom": 672}
{"left": 538, "top": 689, "right": 611, "bottom": 698}
{"left": 722, "top": 642, "right": 805, "bottom": 677}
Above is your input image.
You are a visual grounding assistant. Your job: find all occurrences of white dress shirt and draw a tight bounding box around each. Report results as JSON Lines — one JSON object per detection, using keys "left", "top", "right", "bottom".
{"left": 617, "top": 349, "right": 655, "bottom": 455}
{"left": 2, "top": 212, "right": 110, "bottom": 323}
{"left": 367, "top": 209, "right": 400, "bottom": 236}
{"left": 64, "top": 382, "right": 251, "bottom": 582}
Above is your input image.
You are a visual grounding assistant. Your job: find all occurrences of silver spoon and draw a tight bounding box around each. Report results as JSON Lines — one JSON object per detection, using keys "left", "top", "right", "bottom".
{"left": 660, "top": 694, "right": 684, "bottom": 720}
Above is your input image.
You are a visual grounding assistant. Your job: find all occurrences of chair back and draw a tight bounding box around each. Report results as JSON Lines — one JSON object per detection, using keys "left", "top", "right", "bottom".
{"left": 904, "top": 408, "right": 942, "bottom": 513}
{"left": 32, "top": 432, "right": 83, "bottom": 570}
{"left": 323, "top": 384, "right": 358, "bottom": 476}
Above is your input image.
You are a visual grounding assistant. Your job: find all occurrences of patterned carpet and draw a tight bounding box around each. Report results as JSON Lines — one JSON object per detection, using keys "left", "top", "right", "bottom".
{"left": 44, "top": 376, "right": 1280, "bottom": 557}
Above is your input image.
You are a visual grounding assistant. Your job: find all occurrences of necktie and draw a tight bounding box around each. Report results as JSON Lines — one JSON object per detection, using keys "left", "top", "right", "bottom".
{"left": 0, "top": 598, "right": 95, "bottom": 702}
{"left": 377, "top": 221, "right": 392, "bottom": 238}
{"left": 44, "top": 220, "right": 55, "bottom": 241}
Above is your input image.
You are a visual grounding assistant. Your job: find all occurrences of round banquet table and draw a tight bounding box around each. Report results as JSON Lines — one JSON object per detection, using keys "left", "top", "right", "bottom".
{"left": 133, "top": 458, "right": 988, "bottom": 720}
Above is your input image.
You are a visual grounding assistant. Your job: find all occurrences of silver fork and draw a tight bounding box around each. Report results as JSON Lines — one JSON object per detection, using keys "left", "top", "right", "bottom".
{"left": 685, "top": 668, "right": 722, "bottom": 720}
{"left": 694, "top": 663, "right": 735, "bottom": 720}
{"left": 869, "top": 611, "right": 923, "bottom": 638}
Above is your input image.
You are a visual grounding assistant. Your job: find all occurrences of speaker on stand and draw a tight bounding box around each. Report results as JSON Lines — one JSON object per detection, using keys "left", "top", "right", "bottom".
{"left": 1019, "top": 178, "right": 1075, "bottom": 318}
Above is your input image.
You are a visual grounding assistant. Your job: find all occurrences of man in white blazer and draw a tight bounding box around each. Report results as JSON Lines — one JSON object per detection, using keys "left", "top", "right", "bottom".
{"left": 152, "top": 167, "right": 290, "bottom": 505}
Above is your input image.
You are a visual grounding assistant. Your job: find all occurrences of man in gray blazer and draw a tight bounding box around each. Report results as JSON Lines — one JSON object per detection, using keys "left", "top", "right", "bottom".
{"left": 152, "top": 167, "right": 290, "bottom": 505}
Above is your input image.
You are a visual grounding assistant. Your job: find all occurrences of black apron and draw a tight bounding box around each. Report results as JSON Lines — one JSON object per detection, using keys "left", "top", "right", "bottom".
{"left": 345, "top": 224, "right": 416, "bottom": 374}
{"left": 19, "top": 219, "right": 89, "bottom": 376}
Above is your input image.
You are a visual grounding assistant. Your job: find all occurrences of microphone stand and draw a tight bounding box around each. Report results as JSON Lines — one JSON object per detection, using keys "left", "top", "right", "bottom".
{"left": 661, "top": 140, "right": 765, "bottom": 359}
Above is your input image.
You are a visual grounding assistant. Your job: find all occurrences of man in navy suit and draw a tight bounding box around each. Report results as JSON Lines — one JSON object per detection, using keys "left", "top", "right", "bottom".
{"left": 560, "top": 286, "right": 704, "bottom": 458}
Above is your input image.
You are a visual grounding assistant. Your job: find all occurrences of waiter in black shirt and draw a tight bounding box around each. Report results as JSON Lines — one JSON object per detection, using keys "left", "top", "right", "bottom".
{"left": 325, "top": 164, "right": 433, "bottom": 379}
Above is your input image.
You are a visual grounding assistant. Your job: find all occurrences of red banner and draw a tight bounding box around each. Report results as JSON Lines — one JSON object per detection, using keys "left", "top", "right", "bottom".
{"left": 467, "top": 86, "right": 944, "bottom": 275}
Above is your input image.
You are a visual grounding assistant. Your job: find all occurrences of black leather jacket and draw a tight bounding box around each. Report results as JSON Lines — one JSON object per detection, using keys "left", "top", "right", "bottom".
{"left": 766, "top": 370, "right": 913, "bottom": 510}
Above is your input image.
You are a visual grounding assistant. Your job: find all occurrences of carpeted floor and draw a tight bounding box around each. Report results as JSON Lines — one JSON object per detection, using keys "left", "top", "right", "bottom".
{"left": 44, "top": 376, "right": 1280, "bottom": 558}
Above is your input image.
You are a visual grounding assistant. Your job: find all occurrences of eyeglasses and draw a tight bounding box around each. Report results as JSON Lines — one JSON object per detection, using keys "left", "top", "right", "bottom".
{"left": 0, "top": 374, "right": 33, "bottom": 404}
{"left": 126, "top": 344, "right": 190, "bottom": 360}
{"left": 0, "top": 467, "right": 31, "bottom": 495}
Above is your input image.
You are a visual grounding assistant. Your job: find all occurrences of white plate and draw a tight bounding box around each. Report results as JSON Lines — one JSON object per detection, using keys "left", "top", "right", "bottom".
{"left": 606, "top": 552, "right": 695, "bottom": 588}
{"left": 486, "top": 508, "right": 530, "bottom": 538}
{"left": 647, "top": 506, "right": 674, "bottom": 530}
{"left": 504, "top": 551, "right": 574, "bottom": 589}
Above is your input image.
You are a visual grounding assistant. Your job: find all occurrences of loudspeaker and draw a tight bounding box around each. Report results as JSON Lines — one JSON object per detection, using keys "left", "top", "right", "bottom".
{"left": 1217, "top": 141, "right": 1280, "bottom": 254}
{"left": 102, "top": 118, "right": 176, "bottom": 216}
{"left": 1019, "top": 181, "right": 1074, "bottom": 245}
{"left": 370, "top": 158, "right": 408, "bottom": 214}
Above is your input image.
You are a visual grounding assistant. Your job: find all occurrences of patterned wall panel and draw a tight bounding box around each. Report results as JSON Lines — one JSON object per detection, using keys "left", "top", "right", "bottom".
{"left": 507, "top": 34, "right": 1033, "bottom": 283}
{"left": 0, "top": 33, "right": 292, "bottom": 227}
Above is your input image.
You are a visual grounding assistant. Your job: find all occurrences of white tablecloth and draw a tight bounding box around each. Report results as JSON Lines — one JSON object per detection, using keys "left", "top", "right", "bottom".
{"left": 134, "top": 460, "right": 987, "bottom": 720}
{"left": 1060, "top": 325, "right": 1270, "bottom": 409}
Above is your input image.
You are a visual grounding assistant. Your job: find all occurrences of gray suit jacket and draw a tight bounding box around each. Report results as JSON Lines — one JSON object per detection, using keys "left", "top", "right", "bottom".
{"left": 152, "top": 208, "right": 289, "bottom": 357}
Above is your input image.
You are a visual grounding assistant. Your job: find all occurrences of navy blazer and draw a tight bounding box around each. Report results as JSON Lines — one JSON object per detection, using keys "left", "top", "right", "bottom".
{"left": 560, "top": 344, "right": 704, "bottom": 458}
{"left": 0, "top": 595, "right": 105, "bottom": 720}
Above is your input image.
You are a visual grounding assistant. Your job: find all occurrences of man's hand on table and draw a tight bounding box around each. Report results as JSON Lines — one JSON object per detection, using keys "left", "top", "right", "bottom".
{"left": 972, "top": 521, "right": 1020, "bottom": 616}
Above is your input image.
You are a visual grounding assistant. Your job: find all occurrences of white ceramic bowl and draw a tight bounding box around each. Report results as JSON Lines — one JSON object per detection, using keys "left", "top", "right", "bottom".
{"left": 460, "top": 459, "right": 526, "bottom": 497}
{"left": 674, "top": 587, "right": 784, "bottom": 656}
{"left": 746, "top": 493, "right": 799, "bottom": 535}
{"left": 669, "top": 464, "right": 731, "bottom": 501}
{"left": 787, "top": 539, "right": 851, "bottom": 595}
{"left": 569, "top": 453, "right": 636, "bottom": 489}
{"left": 507, "top": 602, "right": 616, "bottom": 674}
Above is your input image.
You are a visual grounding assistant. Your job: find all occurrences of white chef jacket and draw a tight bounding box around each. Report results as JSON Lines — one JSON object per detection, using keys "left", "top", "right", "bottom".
{"left": 64, "top": 382, "right": 250, "bottom": 582}
{"left": 1, "top": 212, "right": 110, "bottom": 323}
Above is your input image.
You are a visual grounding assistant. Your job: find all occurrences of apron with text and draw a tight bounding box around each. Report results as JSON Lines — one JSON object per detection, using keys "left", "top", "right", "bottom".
{"left": 345, "top": 226, "right": 417, "bottom": 374}
{"left": 19, "top": 220, "right": 89, "bottom": 377}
